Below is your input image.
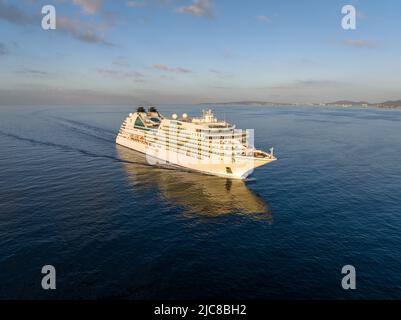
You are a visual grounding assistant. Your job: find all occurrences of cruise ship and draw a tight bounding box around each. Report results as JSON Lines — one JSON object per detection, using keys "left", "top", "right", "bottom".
{"left": 116, "top": 107, "right": 276, "bottom": 179}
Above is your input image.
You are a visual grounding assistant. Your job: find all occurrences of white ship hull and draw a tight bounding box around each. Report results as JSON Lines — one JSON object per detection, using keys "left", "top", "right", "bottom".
{"left": 116, "top": 108, "right": 276, "bottom": 179}
{"left": 116, "top": 135, "right": 274, "bottom": 179}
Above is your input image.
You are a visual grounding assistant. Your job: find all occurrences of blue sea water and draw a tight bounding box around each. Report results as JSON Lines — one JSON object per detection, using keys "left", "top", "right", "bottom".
{"left": 0, "top": 105, "right": 400, "bottom": 299}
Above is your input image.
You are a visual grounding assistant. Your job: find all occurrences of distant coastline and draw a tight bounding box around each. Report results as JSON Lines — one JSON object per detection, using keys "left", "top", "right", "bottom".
{"left": 204, "top": 100, "right": 401, "bottom": 109}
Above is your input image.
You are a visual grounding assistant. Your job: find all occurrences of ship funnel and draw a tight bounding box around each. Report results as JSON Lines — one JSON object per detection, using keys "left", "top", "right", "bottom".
{"left": 149, "top": 106, "right": 158, "bottom": 113}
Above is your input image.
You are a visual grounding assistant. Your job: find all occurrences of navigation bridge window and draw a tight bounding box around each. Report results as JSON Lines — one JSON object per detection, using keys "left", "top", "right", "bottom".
{"left": 149, "top": 117, "right": 161, "bottom": 123}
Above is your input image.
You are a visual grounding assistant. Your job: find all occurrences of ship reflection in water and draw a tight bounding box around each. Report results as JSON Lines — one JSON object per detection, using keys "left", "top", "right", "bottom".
{"left": 116, "top": 146, "right": 272, "bottom": 220}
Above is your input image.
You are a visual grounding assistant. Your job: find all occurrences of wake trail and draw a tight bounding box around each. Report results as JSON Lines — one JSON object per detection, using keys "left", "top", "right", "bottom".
{"left": 50, "top": 117, "right": 117, "bottom": 144}
{"left": 52, "top": 117, "right": 117, "bottom": 135}
{"left": 57, "top": 122, "right": 116, "bottom": 144}
{"left": 0, "top": 129, "right": 177, "bottom": 172}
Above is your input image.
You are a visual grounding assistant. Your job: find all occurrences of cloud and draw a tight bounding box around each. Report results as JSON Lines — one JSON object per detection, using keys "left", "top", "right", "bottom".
{"left": 342, "top": 39, "right": 376, "bottom": 48}
{"left": 223, "top": 48, "right": 233, "bottom": 59}
{"left": 112, "top": 57, "right": 131, "bottom": 67}
{"left": 176, "top": 0, "right": 214, "bottom": 18}
{"left": 0, "top": 43, "right": 8, "bottom": 55}
{"left": 16, "top": 66, "right": 52, "bottom": 76}
{"left": 72, "top": 0, "right": 103, "bottom": 15}
{"left": 209, "top": 68, "right": 233, "bottom": 78}
{"left": 270, "top": 79, "right": 345, "bottom": 90}
{"left": 152, "top": 64, "right": 192, "bottom": 73}
{"left": 209, "top": 68, "right": 222, "bottom": 74}
{"left": 0, "top": 87, "right": 142, "bottom": 106}
{"left": 57, "top": 16, "right": 113, "bottom": 46}
{"left": 256, "top": 15, "right": 269, "bottom": 22}
{"left": 125, "top": 71, "right": 145, "bottom": 78}
{"left": 210, "top": 85, "right": 230, "bottom": 90}
{"left": 0, "top": 0, "right": 36, "bottom": 25}
{"left": 98, "top": 68, "right": 144, "bottom": 79}
{"left": 0, "top": 1, "right": 112, "bottom": 46}
{"left": 126, "top": 0, "right": 147, "bottom": 8}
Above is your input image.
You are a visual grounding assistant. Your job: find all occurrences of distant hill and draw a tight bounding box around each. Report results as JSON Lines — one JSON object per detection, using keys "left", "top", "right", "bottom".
{"left": 377, "top": 100, "right": 401, "bottom": 108}
{"left": 203, "top": 101, "right": 293, "bottom": 106}
{"left": 327, "top": 100, "right": 370, "bottom": 106}
{"left": 203, "top": 99, "right": 401, "bottom": 109}
{"left": 327, "top": 99, "right": 401, "bottom": 108}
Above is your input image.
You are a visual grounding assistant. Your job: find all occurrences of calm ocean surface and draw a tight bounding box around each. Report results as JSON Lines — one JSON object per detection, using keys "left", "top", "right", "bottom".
{"left": 0, "top": 105, "right": 400, "bottom": 299}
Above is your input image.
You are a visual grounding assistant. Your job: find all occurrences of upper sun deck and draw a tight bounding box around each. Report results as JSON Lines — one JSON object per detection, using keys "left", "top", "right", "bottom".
{"left": 167, "top": 109, "right": 235, "bottom": 131}
{"left": 127, "top": 107, "right": 238, "bottom": 134}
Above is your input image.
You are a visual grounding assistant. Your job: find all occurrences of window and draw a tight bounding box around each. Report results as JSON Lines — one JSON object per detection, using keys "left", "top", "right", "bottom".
{"left": 149, "top": 117, "right": 161, "bottom": 123}
{"left": 134, "top": 117, "right": 145, "bottom": 128}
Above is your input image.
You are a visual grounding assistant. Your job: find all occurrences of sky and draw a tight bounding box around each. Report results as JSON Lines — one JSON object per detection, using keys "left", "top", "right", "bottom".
{"left": 0, "top": 0, "right": 401, "bottom": 105}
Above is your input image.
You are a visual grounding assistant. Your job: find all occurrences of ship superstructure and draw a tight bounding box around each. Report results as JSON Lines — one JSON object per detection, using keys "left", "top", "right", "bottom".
{"left": 116, "top": 107, "right": 276, "bottom": 179}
